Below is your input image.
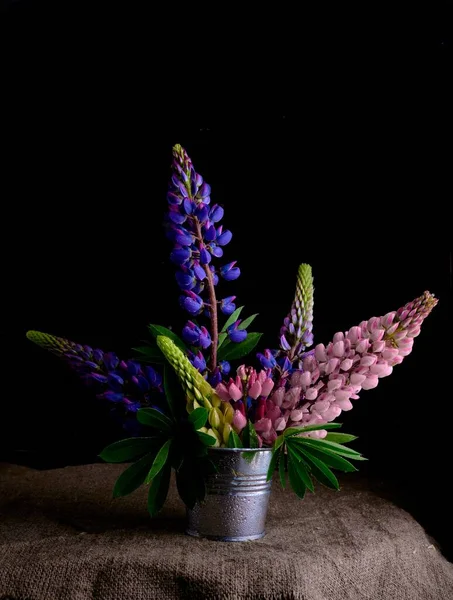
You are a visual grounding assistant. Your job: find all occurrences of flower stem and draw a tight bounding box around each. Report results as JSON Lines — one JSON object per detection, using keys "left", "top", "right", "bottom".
{"left": 195, "top": 220, "right": 218, "bottom": 371}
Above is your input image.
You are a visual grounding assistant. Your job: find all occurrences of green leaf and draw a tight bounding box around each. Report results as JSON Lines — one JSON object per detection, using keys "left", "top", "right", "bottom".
{"left": 131, "top": 345, "right": 165, "bottom": 363}
{"left": 287, "top": 454, "right": 307, "bottom": 499}
{"left": 220, "top": 306, "right": 244, "bottom": 333}
{"left": 274, "top": 434, "right": 285, "bottom": 452}
{"left": 147, "top": 462, "right": 171, "bottom": 516}
{"left": 227, "top": 430, "right": 243, "bottom": 448}
{"left": 217, "top": 332, "right": 228, "bottom": 350}
{"left": 242, "top": 451, "right": 257, "bottom": 463}
{"left": 113, "top": 452, "right": 157, "bottom": 498}
{"left": 163, "top": 365, "right": 185, "bottom": 420}
{"left": 242, "top": 420, "right": 260, "bottom": 448}
{"left": 145, "top": 439, "right": 173, "bottom": 484}
{"left": 267, "top": 448, "right": 281, "bottom": 481}
{"left": 294, "top": 438, "right": 365, "bottom": 459}
{"left": 188, "top": 407, "right": 209, "bottom": 430}
{"left": 218, "top": 333, "right": 263, "bottom": 361}
{"left": 298, "top": 445, "right": 358, "bottom": 473}
{"left": 176, "top": 460, "right": 207, "bottom": 509}
{"left": 137, "top": 408, "right": 174, "bottom": 432}
{"left": 284, "top": 423, "right": 342, "bottom": 437}
{"left": 99, "top": 437, "right": 158, "bottom": 463}
{"left": 325, "top": 432, "right": 358, "bottom": 444}
{"left": 286, "top": 444, "right": 315, "bottom": 492}
{"left": 296, "top": 447, "right": 340, "bottom": 490}
{"left": 279, "top": 450, "right": 287, "bottom": 489}
{"left": 197, "top": 431, "right": 218, "bottom": 446}
{"left": 238, "top": 314, "right": 258, "bottom": 330}
{"left": 148, "top": 324, "right": 187, "bottom": 352}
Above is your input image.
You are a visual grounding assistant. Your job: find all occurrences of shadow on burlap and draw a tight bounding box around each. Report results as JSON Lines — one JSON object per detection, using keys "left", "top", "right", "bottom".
{"left": 1, "top": 463, "right": 452, "bottom": 600}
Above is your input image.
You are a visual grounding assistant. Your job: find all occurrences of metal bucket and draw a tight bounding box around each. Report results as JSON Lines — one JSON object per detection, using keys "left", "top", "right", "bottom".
{"left": 186, "top": 447, "right": 273, "bottom": 542}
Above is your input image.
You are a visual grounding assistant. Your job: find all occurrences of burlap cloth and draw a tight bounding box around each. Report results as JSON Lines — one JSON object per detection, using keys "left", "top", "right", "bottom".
{"left": 0, "top": 463, "right": 452, "bottom": 600}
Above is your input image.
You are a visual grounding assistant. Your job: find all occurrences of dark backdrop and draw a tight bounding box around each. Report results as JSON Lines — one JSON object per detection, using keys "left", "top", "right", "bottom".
{"left": 1, "top": 0, "right": 452, "bottom": 556}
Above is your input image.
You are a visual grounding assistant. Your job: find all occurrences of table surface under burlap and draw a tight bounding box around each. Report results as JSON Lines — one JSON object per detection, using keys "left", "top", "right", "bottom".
{"left": 1, "top": 462, "right": 452, "bottom": 600}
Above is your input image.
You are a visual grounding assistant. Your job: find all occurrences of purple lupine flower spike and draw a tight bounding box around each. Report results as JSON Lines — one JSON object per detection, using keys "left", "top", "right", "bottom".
{"left": 166, "top": 144, "right": 247, "bottom": 372}
{"left": 26, "top": 331, "right": 164, "bottom": 429}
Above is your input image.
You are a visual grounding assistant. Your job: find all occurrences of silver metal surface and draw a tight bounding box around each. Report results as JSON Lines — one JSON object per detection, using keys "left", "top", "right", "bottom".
{"left": 186, "top": 447, "right": 273, "bottom": 542}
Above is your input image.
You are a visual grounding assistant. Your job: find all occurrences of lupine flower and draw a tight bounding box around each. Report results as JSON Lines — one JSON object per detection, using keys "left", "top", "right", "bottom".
{"left": 215, "top": 366, "right": 275, "bottom": 438}
{"left": 279, "top": 263, "right": 314, "bottom": 356}
{"left": 182, "top": 321, "right": 211, "bottom": 349}
{"left": 259, "top": 291, "right": 438, "bottom": 444}
{"left": 156, "top": 335, "right": 234, "bottom": 447}
{"left": 227, "top": 321, "right": 248, "bottom": 343}
{"left": 25, "top": 331, "right": 163, "bottom": 420}
{"left": 166, "top": 144, "right": 248, "bottom": 372}
{"left": 220, "top": 296, "right": 237, "bottom": 316}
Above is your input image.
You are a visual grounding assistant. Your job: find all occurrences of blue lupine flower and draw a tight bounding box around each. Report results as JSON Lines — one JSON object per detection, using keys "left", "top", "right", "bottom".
{"left": 182, "top": 321, "right": 202, "bottom": 345}
{"left": 220, "top": 296, "right": 237, "bottom": 315}
{"left": 216, "top": 227, "right": 233, "bottom": 246}
{"left": 170, "top": 247, "right": 191, "bottom": 265}
{"left": 180, "top": 291, "right": 204, "bottom": 315}
{"left": 175, "top": 268, "right": 196, "bottom": 290}
{"left": 257, "top": 349, "right": 277, "bottom": 369}
{"left": 209, "top": 204, "right": 224, "bottom": 222}
{"left": 220, "top": 262, "right": 241, "bottom": 281}
{"left": 227, "top": 321, "right": 247, "bottom": 343}
{"left": 188, "top": 350, "right": 207, "bottom": 372}
{"left": 219, "top": 360, "right": 231, "bottom": 376}
{"left": 167, "top": 144, "right": 247, "bottom": 372}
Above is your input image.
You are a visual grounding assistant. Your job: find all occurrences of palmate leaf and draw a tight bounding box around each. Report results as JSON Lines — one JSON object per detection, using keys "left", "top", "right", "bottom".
{"left": 279, "top": 451, "right": 287, "bottom": 489}
{"left": 295, "top": 438, "right": 366, "bottom": 460}
{"left": 266, "top": 448, "right": 281, "bottom": 482}
{"left": 297, "top": 445, "right": 358, "bottom": 473}
{"left": 295, "top": 446, "right": 340, "bottom": 490}
{"left": 113, "top": 452, "right": 157, "bottom": 498}
{"left": 325, "top": 432, "right": 358, "bottom": 444}
{"left": 99, "top": 437, "right": 159, "bottom": 463}
{"left": 131, "top": 345, "right": 165, "bottom": 364}
{"left": 148, "top": 462, "right": 172, "bottom": 516}
{"left": 242, "top": 420, "right": 260, "bottom": 448}
{"left": 221, "top": 306, "right": 244, "bottom": 333}
{"left": 196, "top": 431, "right": 218, "bottom": 446}
{"left": 287, "top": 453, "right": 307, "bottom": 499}
{"left": 176, "top": 459, "right": 207, "bottom": 509}
{"left": 148, "top": 324, "right": 187, "bottom": 352}
{"left": 163, "top": 365, "right": 186, "bottom": 421}
{"left": 227, "top": 430, "right": 243, "bottom": 448}
{"left": 286, "top": 444, "right": 315, "bottom": 492}
{"left": 145, "top": 439, "right": 173, "bottom": 484}
{"left": 188, "top": 407, "right": 209, "bottom": 430}
{"left": 217, "top": 333, "right": 263, "bottom": 361}
{"left": 137, "top": 408, "right": 174, "bottom": 432}
{"left": 238, "top": 314, "right": 258, "bottom": 330}
{"left": 284, "top": 423, "right": 342, "bottom": 438}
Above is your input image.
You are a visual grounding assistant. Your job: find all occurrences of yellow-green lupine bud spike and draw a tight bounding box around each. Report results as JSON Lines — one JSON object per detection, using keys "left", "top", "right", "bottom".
{"left": 156, "top": 336, "right": 226, "bottom": 443}
{"left": 221, "top": 402, "right": 234, "bottom": 424}
{"left": 209, "top": 407, "right": 222, "bottom": 429}
{"left": 211, "top": 395, "right": 222, "bottom": 408}
{"left": 156, "top": 335, "right": 218, "bottom": 402}
{"left": 26, "top": 330, "right": 74, "bottom": 355}
{"left": 222, "top": 423, "right": 232, "bottom": 445}
{"left": 207, "top": 428, "right": 221, "bottom": 447}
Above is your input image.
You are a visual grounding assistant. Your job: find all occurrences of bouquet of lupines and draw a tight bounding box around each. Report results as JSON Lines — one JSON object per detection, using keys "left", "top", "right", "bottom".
{"left": 27, "top": 144, "right": 438, "bottom": 515}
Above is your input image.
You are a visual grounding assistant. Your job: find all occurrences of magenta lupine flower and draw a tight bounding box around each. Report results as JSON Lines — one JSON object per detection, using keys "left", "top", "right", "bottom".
{"left": 259, "top": 291, "right": 437, "bottom": 445}
{"left": 215, "top": 365, "right": 275, "bottom": 434}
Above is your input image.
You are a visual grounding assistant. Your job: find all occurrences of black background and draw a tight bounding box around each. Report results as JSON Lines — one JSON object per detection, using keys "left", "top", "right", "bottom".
{"left": 1, "top": 0, "right": 452, "bottom": 557}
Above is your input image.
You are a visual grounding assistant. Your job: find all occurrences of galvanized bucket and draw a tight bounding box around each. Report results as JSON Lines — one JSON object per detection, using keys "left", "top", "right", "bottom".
{"left": 186, "top": 447, "right": 273, "bottom": 542}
